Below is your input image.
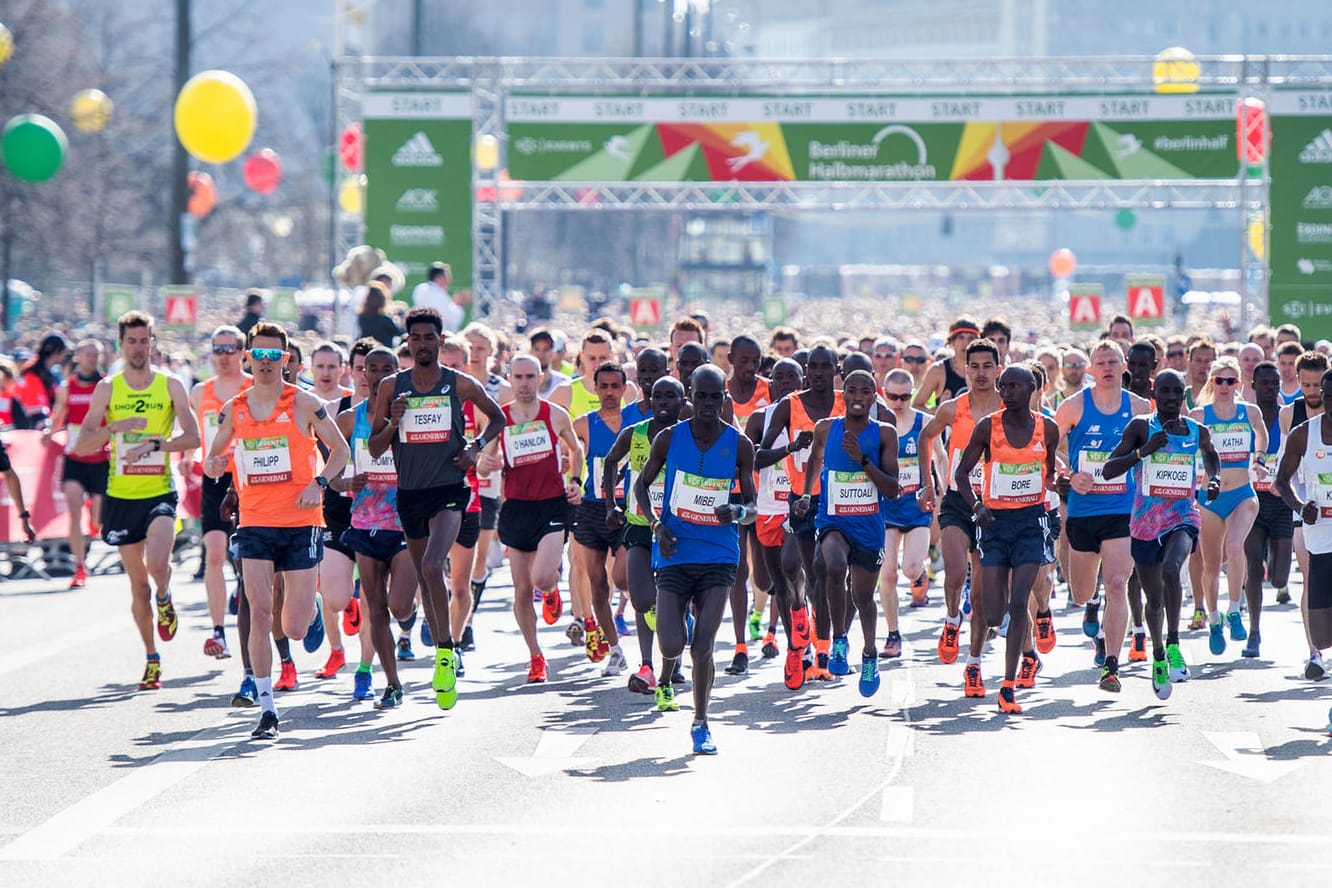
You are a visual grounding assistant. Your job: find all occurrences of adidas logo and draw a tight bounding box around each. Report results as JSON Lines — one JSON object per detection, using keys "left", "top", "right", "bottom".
{"left": 396, "top": 188, "right": 439, "bottom": 212}
{"left": 392, "top": 132, "right": 443, "bottom": 167}
{"left": 277, "top": 412, "right": 290, "bottom": 422}
{"left": 1300, "top": 129, "right": 1332, "bottom": 164}
{"left": 1034, "top": 442, "right": 1045, "bottom": 452}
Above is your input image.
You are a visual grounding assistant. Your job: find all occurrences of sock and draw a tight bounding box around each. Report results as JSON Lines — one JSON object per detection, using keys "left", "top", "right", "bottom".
{"left": 888, "top": 630, "right": 901, "bottom": 640}
{"left": 1096, "top": 628, "right": 1105, "bottom": 641}
{"left": 966, "top": 654, "right": 981, "bottom": 666}
{"left": 1166, "top": 631, "right": 1180, "bottom": 646}
{"left": 146, "top": 652, "right": 160, "bottom": 662}
{"left": 1226, "top": 604, "right": 1240, "bottom": 616}
{"left": 691, "top": 720, "right": 706, "bottom": 728}
{"left": 275, "top": 638, "right": 292, "bottom": 662}
{"left": 1104, "top": 655, "right": 1119, "bottom": 673}
{"left": 946, "top": 613, "right": 962, "bottom": 627}
{"left": 735, "top": 643, "right": 747, "bottom": 655}
{"left": 257, "top": 677, "right": 276, "bottom": 714}
{"left": 213, "top": 625, "right": 225, "bottom": 638}
{"left": 1036, "top": 608, "right": 1051, "bottom": 618}
{"left": 156, "top": 591, "right": 170, "bottom": 604}
{"left": 244, "top": 667, "right": 254, "bottom": 677}
{"left": 1210, "top": 609, "right": 1223, "bottom": 625}
{"left": 1153, "top": 646, "right": 1166, "bottom": 661}
{"left": 1024, "top": 649, "right": 1037, "bottom": 660}
{"left": 750, "top": 608, "right": 763, "bottom": 619}
{"left": 356, "top": 663, "right": 371, "bottom": 674}
{"left": 1133, "top": 623, "right": 1145, "bottom": 634}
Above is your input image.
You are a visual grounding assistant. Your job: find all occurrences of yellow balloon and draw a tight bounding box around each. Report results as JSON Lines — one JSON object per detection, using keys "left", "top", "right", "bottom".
{"left": 71, "top": 89, "right": 114, "bottom": 133}
{"left": 173, "top": 70, "right": 256, "bottom": 164}
{"left": 1153, "top": 47, "right": 1200, "bottom": 95}
{"left": 338, "top": 175, "right": 365, "bottom": 215}
{"left": 0, "top": 23, "right": 12, "bottom": 69}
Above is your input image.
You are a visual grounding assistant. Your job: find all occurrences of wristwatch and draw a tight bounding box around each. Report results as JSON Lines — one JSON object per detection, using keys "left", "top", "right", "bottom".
{"left": 315, "top": 476, "right": 330, "bottom": 490}
{"left": 859, "top": 454, "right": 870, "bottom": 467}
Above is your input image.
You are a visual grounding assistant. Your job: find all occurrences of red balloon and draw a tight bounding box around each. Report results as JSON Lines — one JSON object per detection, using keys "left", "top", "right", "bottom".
{"left": 187, "top": 170, "right": 216, "bottom": 217}
{"left": 339, "top": 123, "right": 362, "bottom": 172}
{"left": 243, "top": 148, "right": 282, "bottom": 195}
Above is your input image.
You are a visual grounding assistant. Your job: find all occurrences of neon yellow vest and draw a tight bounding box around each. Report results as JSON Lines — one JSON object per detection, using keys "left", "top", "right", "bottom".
{"left": 107, "top": 372, "right": 176, "bottom": 499}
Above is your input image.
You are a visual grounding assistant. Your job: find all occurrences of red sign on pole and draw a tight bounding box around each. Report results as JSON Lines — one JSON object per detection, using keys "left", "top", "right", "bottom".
{"left": 161, "top": 286, "right": 198, "bottom": 332}
{"left": 1126, "top": 275, "right": 1166, "bottom": 327}
{"left": 629, "top": 297, "right": 661, "bottom": 329}
{"left": 1068, "top": 284, "right": 1103, "bottom": 332}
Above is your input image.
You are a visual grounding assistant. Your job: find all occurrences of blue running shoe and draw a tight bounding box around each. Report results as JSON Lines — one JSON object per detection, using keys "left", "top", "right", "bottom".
{"left": 231, "top": 675, "right": 258, "bottom": 707}
{"left": 829, "top": 637, "right": 850, "bottom": 676}
{"left": 859, "top": 654, "right": 881, "bottom": 697}
{"left": 1082, "top": 600, "right": 1101, "bottom": 638}
{"left": 962, "top": 581, "right": 972, "bottom": 616}
{"left": 1093, "top": 635, "right": 1107, "bottom": 667}
{"left": 615, "top": 614, "right": 632, "bottom": 637}
{"left": 421, "top": 618, "right": 433, "bottom": 648}
{"left": 685, "top": 611, "right": 695, "bottom": 646}
{"left": 691, "top": 723, "right": 717, "bottom": 755}
{"left": 998, "top": 612, "right": 1011, "bottom": 638}
{"left": 396, "top": 634, "right": 415, "bottom": 661}
{"left": 1227, "top": 611, "right": 1247, "bottom": 641}
{"left": 303, "top": 593, "right": 325, "bottom": 654}
{"left": 1326, "top": 707, "right": 1332, "bottom": 736}
{"left": 1209, "top": 620, "right": 1227, "bottom": 655}
{"left": 352, "top": 669, "right": 374, "bottom": 700}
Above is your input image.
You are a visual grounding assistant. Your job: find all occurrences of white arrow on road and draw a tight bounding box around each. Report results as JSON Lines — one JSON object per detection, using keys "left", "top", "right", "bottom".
{"left": 495, "top": 727, "right": 597, "bottom": 777}
{"left": 1198, "top": 732, "right": 1302, "bottom": 784}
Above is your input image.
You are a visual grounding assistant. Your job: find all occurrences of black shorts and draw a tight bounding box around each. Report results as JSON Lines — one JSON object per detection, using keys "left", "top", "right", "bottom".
{"left": 816, "top": 526, "right": 884, "bottom": 572}
{"left": 322, "top": 518, "right": 355, "bottom": 560}
{"left": 788, "top": 494, "right": 820, "bottom": 540}
{"left": 234, "top": 525, "right": 323, "bottom": 572}
{"left": 977, "top": 505, "right": 1054, "bottom": 568}
{"left": 342, "top": 526, "right": 407, "bottom": 565}
{"left": 937, "top": 489, "right": 977, "bottom": 551}
{"left": 480, "top": 495, "right": 499, "bottom": 531}
{"left": 396, "top": 483, "right": 470, "bottom": 541}
{"left": 1131, "top": 525, "right": 1199, "bottom": 566}
{"left": 199, "top": 473, "right": 234, "bottom": 535}
{"left": 456, "top": 510, "right": 480, "bottom": 549}
{"left": 498, "top": 496, "right": 568, "bottom": 553}
{"left": 61, "top": 458, "right": 108, "bottom": 497}
{"left": 622, "top": 522, "right": 652, "bottom": 550}
{"left": 656, "top": 563, "right": 738, "bottom": 598}
{"left": 101, "top": 492, "right": 178, "bottom": 547}
{"left": 1064, "top": 513, "right": 1131, "bottom": 553}
{"left": 1252, "top": 491, "right": 1296, "bottom": 540}
{"left": 572, "top": 498, "right": 621, "bottom": 551}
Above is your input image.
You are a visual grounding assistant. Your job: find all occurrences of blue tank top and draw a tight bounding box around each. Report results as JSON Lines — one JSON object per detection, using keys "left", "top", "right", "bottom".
{"left": 1130, "top": 415, "right": 1202, "bottom": 541}
{"left": 815, "top": 418, "right": 886, "bottom": 550}
{"left": 1202, "top": 403, "right": 1254, "bottom": 470}
{"left": 583, "top": 411, "right": 620, "bottom": 502}
{"left": 1281, "top": 389, "right": 1302, "bottom": 406}
{"left": 882, "top": 411, "right": 930, "bottom": 528}
{"left": 1067, "top": 390, "right": 1136, "bottom": 518}
{"left": 621, "top": 400, "right": 649, "bottom": 427}
{"left": 654, "top": 421, "right": 740, "bottom": 569}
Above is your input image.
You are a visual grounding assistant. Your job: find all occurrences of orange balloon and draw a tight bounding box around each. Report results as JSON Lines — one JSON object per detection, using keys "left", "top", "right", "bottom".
{"left": 1048, "top": 248, "right": 1077, "bottom": 278}
{"left": 187, "top": 170, "right": 217, "bottom": 217}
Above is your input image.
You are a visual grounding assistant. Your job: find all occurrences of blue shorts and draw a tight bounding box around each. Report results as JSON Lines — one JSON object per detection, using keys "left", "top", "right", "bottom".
{"left": 342, "top": 526, "right": 407, "bottom": 565}
{"left": 1199, "top": 484, "right": 1256, "bottom": 521}
{"left": 977, "top": 505, "right": 1054, "bottom": 568}
{"left": 234, "top": 525, "right": 323, "bottom": 572}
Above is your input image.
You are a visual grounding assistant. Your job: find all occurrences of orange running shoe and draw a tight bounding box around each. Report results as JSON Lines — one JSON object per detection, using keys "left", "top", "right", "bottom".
{"left": 342, "top": 595, "right": 362, "bottom": 635}
{"left": 1128, "top": 631, "right": 1148, "bottom": 662}
{"left": 527, "top": 654, "right": 548, "bottom": 683}
{"left": 69, "top": 565, "right": 88, "bottom": 590}
{"left": 784, "top": 647, "right": 806, "bottom": 690}
{"left": 790, "top": 605, "right": 811, "bottom": 650}
{"left": 761, "top": 631, "right": 779, "bottom": 659}
{"left": 274, "top": 660, "right": 298, "bottom": 691}
{"left": 805, "top": 639, "right": 833, "bottom": 681}
{"left": 963, "top": 663, "right": 985, "bottom": 697}
{"left": 938, "top": 621, "right": 960, "bottom": 664}
{"left": 315, "top": 647, "right": 346, "bottom": 678}
{"left": 1016, "top": 653, "right": 1042, "bottom": 689}
{"left": 909, "top": 572, "right": 929, "bottom": 607}
{"left": 1187, "top": 608, "right": 1206, "bottom": 631}
{"left": 542, "top": 586, "right": 563, "bottom": 625}
{"left": 997, "top": 681, "right": 1023, "bottom": 714}
{"left": 1034, "top": 610, "right": 1056, "bottom": 654}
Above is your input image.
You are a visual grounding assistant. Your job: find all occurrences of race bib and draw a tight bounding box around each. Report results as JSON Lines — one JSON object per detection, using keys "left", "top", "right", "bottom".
{"left": 237, "top": 436, "right": 292, "bottom": 484}
{"left": 827, "top": 470, "right": 878, "bottom": 516}
{"left": 668, "top": 471, "right": 730, "bottom": 525}
{"left": 503, "top": 420, "right": 554, "bottom": 467}
{"left": 65, "top": 422, "right": 81, "bottom": 455}
{"left": 398, "top": 395, "right": 453, "bottom": 444}
{"left": 757, "top": 464, "right": 791, "bottom": 516}
{"left": 354, "top": 438, "right": 397, "bottom": 484}
{"left": 951, "top": 449, "right": 983, "bottom": 493}
{"left": 1079, "top": 449, "right": 1126, "bottom": 495}
{"left": 1211, "top": 422, "right": 1252, "bottom": 464}
{"left": 897, "top": 455, "right": 921, "bottom": 495}
{"left": 789, "top": 443, "right": 810, "bottom": 477}
{"left": 478, "top": 467, "right": 500, "bottom": 497}
{"left": 989, "top": 461, "right": 1044, "bottom": 505}
{"left": 202, "top": 411, "right": 220, "bottom": 456}
{"left": 1144, "top": 451, "right": 1196, "bottom": 499}
{"left": 1253, "top": 460, "right": 1273, "bottom": 493}
{"left": 1314, "top": 473, "right": 1332, "bottom": 518}
{"left": 115, "top": 432, "right": 167, "bottom": 476}
{"left": 591, "top": 456, "right": 625, "bottom": 500}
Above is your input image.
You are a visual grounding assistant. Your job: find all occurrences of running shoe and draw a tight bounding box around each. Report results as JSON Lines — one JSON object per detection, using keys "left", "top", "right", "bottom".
{"left": 1208, "top": 620, "right": 1226, "bottom": 655}
{"left": 542, "top": 586, "right": 563, "bottom": 625}
{"left": 1226, "top": 610, "right": 1248, "bottom": 642}
{"left": 155, "top": 595, "right": 178, "bottom": 642}
{"left": 655, "top": 683, "right": 679, "bottom": 711}
{"left": 859, "top": 654, "right": 881, "bottom": 698}
{"left": 232, "top": 675, "right": 258, "bottom": 707}
{"left": 565, "top": 618, "right": 585, "bottom": 648}
{"left": 373, "top": 686, "right": 403, "bottom": 710}
{"left": 228, "top": 589, "right": 239, "bottom": 616}
{"left": 963, "top": 664, "right": 985, "bottom": 698}
{"left": 643, "top": 607, "right": 657, "bottom": 633}
{"left": 806, "top": 651, "right": 833, "bottom": 681}
{"left": 790, "top": 605, "right": 811, "bottom": 650}
{"left": 880, "top": 632, "right": 903, "bottom": 659}
{"left": 303, "top": 594, "right": 325, "bottom": 654}
{"left": 748, "top": 609, "right": 763, "bottom": 641}
{"left": 724, "top": 651, "right": 749, "bottom": 676}
{"left": 691, "top": 723, "right": 718, "bottom": 755}
{"left": 250, "top": 711, "right": 279, "bottom": 740}
{"left": 69, "top": 565, "right": 87, "bottom": 590}
{"left": 628, "top": 663, "right": 656, "bottom": 694}
{"left": 997, "top": 682, "right": 1022, "bottom": 714}
{"left": 434, "top": 648, "right": 459, "bottom": 709}
{"left": 1034, "top": 611, "right": 1056, "bottom": 654}
{"left": 761, "top": 631, "right": 779, "bottom": 659}
{"left": 459, "top": 625, "right": 475, "bottom": 652}
{"left": 396, "top": 634, "right": 415, "bottom": 661}
{"left": 1188, "top": 608, "right": 1207, "bottom": 631}
{"left": 1166, "top": 643, "right": 1190, "bottom": 682}
{"left": 203, "top": 632, "right": 230, "bottom": 659}
{"left": 1128, "top": 631, "right": 1148, "bottom": 662}
{"left": 1305, "top": 651, "right": 1327, "bottom": 681}
{"left": 909, "top": 572, "right": 929, "bottom": 607}
{"left": 1093, "top": 636, "right": 1107, "bottom": 667}
{"left": 1241, "top": 632, "right": 1261, "bottom": 659}
{"left": 1151, "top": 658, "right": 1172, "bottom": 700}
{"left": 315, "top": 648, "right": 346, "bottom": 679}
{"left": 275, "top": 660, "right": 298, "bottom": 691}
{"left": 421, "top": 618, "right": 433, "bottom": 648}
{"left": 938, "top": 621, "right": 961, "bottom": 664}
{"left": 1081, "top": 600, "right": 1101, "bottom": 638}
{"left": 585, "top": 620, "right": 607, "bottom": 663}
{"left": 1275, "top": 586, "right": 1291, "bottom": 605}
{"left": 615, "top": 614, "right": 633, "bottom": 638}
{"left": 1016, "top": 653, "right": 1042, "bottom": 689}
{"left": 527, "top": 655, "right": 548, "bottom": 683}
{"left": 455, "top": 650, "right": 465, "bottom": 678}
{"left": 784, "top": 647, "right": 806, "bottom": 690}
{"left": 352, "top": 669, "right": 374, "bottom": 700}
{"left": 1099, "top": 666, "right": 1121, "bottom": 693}
{"left": 1327, "top": 707, "right": 1332, "bottom": 736}
{"left": 829, "top": 637, "right": 851, "bottom": 676}
{"left": 602, "top": 646, "right": 628, "bottom": 677}
{"left": 139, "top": 659, "right": 162, "bottom": 690}
{"left": 927, "top": 543, "right": 943, "bottom": 578}
{"left": 962, "top": 580, "right": 972, "bottom": 616}
{"left": 342, "top": 594, "right": 362, "bottom": 635}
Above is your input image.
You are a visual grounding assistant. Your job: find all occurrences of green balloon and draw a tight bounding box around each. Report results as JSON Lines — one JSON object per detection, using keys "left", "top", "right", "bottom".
{"left": 2, "top": 114, "right": 68, "bottom": 183}
{"left": 1115, "top": 208, "right": 1137, "bottom": 231}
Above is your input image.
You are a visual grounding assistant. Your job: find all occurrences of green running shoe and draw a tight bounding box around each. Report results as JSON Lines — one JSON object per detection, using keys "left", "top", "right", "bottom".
{"left": 1151, "top": 658, "right": 1172, "bottom": 700}
{"left": 1166, "top": 643, "right": 1190, "bottom": 682}
{"left": 655, "top": 683, "right": 679, "bottom": 712}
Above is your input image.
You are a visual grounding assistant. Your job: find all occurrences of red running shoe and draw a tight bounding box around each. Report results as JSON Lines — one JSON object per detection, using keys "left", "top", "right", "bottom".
{"left": 527, "top": 655, "right": 548, "bottom": 683}
{"left": 542, "top": 586, "right": 563, "bottom": 625}
{"left": 315, "top": 648, "right": 346, "bottom": 678}
{"left": 342, "top": 595, "right": 362, "bottom": 635}
{"left": 274, "top": 660, "right": 298, "bottom": 691}
{"left": 790, "top": 605, "right": 811, "bottom": 650}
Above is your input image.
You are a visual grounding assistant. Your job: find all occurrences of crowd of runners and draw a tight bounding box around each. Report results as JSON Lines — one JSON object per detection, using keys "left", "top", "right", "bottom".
{"left": 26, "top": 307, "right": 1332, "bottom": 754}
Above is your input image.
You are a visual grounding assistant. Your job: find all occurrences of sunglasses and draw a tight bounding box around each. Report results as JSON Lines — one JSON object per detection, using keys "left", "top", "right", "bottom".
{"left": 1213, "top": 376, "right": 1239, "bottom": 386}
{"left": 903, "top": 356, "right": 929, "bottom": 365}
{"left": 212, "top": 344, "right": 241, "bottom": 355}
{"left": 1063, "top": 362, "right": 1087, "bottom": 370}
{"left": 884, "top": 392, "right": 912, "bottom": 402}
{"left": 249, "top": 348, "right": 287, "bottom": 363}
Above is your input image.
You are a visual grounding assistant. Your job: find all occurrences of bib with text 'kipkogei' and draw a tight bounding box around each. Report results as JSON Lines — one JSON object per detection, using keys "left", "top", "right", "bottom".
{"left": 1144, "top": 451, "right": 1196, "bottom": 499}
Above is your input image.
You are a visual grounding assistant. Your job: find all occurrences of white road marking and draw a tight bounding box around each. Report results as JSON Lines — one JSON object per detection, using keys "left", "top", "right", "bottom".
{"left": 1198, "top": 730, "right": 1304, "bottom": 783}
{"left": 494, "top": 726, "right": 597, "bottom": 776}
{"left": 879, "top": 786, "right": 915, "bottom": 823}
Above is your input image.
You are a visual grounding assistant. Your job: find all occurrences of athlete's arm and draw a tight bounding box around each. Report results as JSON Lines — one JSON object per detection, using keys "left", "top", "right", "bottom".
{"left": 919, "top": 397, "right": 956, "bottom": 441}
{"left": 912, "top": 363, "right": 943, "bottom": 411}
{"left": 757, "top": 396, "right": 791, "bottom": 450}
{"left": 1197, "top": 425, "right": 1222, "bottom": 497}
{"left": 43, "top": 380, "right": 69, "bottom": 443}
{"left": 367, "top": 372, "right": 398, "bottom": 459}
{"left": 726, "top": 435, "right": 758, "bottom": 526}
{"left": 1102, "top": 417, "right": 1151, "bottom": 481}
{"left": 953, "top": 416, "right": 991, "bottom": 516}
{"left": 1248, "top": 403, "right": 1269, "bottom": 464}
{"left": 637, "top": 427, "right": 676, "bottom": 556}
{"left": 333, "top": 405, "right": 363, "bottom": 495}
{"left": 0, "top": 442, "right": 35, "bottom": 543}
{"left": 1279, "top": 402, "right": 1294, "bottom": 439}
{"left": 550, "top": 380, "right": 572, "bottom": 411}
{"left": 721, "top": 395, "right": 735, "bottom": 426}
{"left": 1275, "top": 423, "right": 1316, "bottom": 520}
{"left": 1042, "top": 416, "right": 1061, "bottom": 491}
{"left": 301, "top": 390, "right": 351, "bottom": 484}
{"left": 865, "top": 421, "right": 901, "bottom": 500}
{"left": 603, "top": 425, "right": 633, "bottom": 521}
{"left": 71, "top": 379, "right": 117, "bottom": 456}
{"left": 459, "top": 372, "right": 504, "bottom": 451}
{"left": 549, "top": 403, "right": 585, "bottom": 497}
{"left": 798, "top": 418, "right": 832, "bottom": 503}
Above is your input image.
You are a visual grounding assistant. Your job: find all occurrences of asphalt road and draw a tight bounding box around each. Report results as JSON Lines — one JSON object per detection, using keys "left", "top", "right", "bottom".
{"left": 1, "top": 550, "right": 1329, "bottom": 888}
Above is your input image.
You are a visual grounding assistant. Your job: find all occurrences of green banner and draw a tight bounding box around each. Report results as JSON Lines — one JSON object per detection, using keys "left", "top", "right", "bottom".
{"left": 761, "top": 295, "right": 787, "bottom": 328}
{"left": 102, "top": 287, "right": 136, "bottom": 325}
{"left": 268, "top": 287, "right": 298, "bottom": 323}
{"left": 363, "top": 91, "right": 472, "bottom": 296}
{"left": 1270, "top": 92, "right": 1332, "bottom": 341}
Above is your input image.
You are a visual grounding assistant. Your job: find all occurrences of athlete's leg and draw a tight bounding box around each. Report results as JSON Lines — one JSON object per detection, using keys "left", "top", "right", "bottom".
{"left": 143, "top": 514, "right": 175, "bottom": 602}
{"left": 508, "top": 549, "right": 541, "bottom": 658}
{"left": 1199, "top": 508, "right": 1226, "bottom": 617}
{"left": 121, "top": 541, "right": 155, "bottom": 654}
{"left": 406, "top": 509, "right": 463, "bottom": 648}
{"left": 242, "top": 558, "right": 278, "bottom": 679}
{"left": 688, "top": 583, "right": 730, "bottom": 723}
{"left": 728, "top": 527, "right": 751, "bottom": 646}
{"left": 1099, "top": 537, "right": 1134, "bottom": 662}
{"left": 1222, "top": 499, "right": 1259, "bottom": 614}
{"left": 581, "top": 540, "right": 619, "bottom": 647}
{"left": 940, "top": 525, "right": 970, "bottom": 619}
{"left": 820, "top": 532, "right": 853, "bottom": 637}
{"left": 626, "top": 545, "right": 655, "bottom": 665}
{"left": 879, "top": 528, "right": 902, "bottom": 636}
{"left": 448, "top": 540, "right": 477, "bottom": 643}
{"left": 357, "top": 553, "right": 400, "bottom": 690}
{"left": 749, "top": 528, "right": 771, "bottom": 623}
{"left": 63, "top": 480, "right": 89, "bottom": 571}
{"left": 202, "top": 528, "right": 230, "bottom": 632}
{"left": 319, "top": 547, "right": 354, "bottom": 654}
{"left": 1244, "top": 522, "right": 1271, "bottom": 638}
{"left": 851, "top": 563, "right": 880, "bottom": 657}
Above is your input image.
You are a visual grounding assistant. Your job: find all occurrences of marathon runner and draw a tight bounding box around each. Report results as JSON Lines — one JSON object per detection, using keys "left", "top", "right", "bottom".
{"left": 45, "top": 338, "right": 108, "bottom": 590}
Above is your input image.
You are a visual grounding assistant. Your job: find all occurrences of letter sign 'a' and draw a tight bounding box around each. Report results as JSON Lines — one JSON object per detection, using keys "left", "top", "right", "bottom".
{"left": 1069, "top": 293, "right": 1101, "bottom": 327}
{"left": 630, "top": 298, "right": 661, "bottom": 328}
{"left": 166, "top": 295, "right": 197, "bottom": 326}
{"left": 1130, "top": 285, "right": 1163, "bottom": 319}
